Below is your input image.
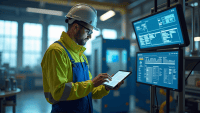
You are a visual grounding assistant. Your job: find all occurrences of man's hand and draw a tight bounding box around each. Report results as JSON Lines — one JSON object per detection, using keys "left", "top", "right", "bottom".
{"left": 92, "top": 73, "right": 112, "bottom": 87}
{"left": 105, "top": 74, "right": 124, "bottom": 91}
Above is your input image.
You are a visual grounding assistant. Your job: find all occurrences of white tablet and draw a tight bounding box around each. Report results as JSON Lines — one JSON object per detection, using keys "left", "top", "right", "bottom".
{"left": 102, "top": 70, "right": 132, "bottom": 89}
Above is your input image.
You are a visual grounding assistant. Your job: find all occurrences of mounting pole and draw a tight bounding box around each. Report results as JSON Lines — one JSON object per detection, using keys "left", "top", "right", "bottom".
{"left": 166, "top": 1, "right": 170, "bottom": 112}
{"left": 178, "top": 0, "right": 185, "bottom": 113}
{"left": 150, "top": 1, "right": 157, "bottom": 113}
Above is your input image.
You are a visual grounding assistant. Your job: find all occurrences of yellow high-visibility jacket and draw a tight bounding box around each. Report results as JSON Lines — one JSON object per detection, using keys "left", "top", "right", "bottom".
{"left": 41, "top": 31, "right": 110, "bottom": 104}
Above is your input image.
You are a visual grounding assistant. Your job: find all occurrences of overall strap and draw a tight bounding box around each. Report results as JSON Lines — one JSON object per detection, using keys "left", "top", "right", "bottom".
{"left": 82, "top": 56, "right": 88, "bottom": 65}
{"left": 54, "top": 41, "right": 75, "bottom": 64}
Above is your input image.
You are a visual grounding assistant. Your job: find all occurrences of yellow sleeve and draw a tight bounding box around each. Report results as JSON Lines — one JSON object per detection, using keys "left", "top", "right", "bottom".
{"left": 45, "top": 49, "right": 94, "bottom": 102}
{"left": 89, "top": 71, "right": 110, "bottom": 99}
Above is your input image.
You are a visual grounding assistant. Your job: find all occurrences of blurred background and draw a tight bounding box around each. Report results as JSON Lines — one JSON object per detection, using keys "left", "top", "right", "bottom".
{"left": 0, "top": 0, "right": 200, "bottom": 113}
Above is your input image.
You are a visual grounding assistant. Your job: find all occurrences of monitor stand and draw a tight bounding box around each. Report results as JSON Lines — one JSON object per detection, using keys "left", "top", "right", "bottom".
{"left": 150, "top": 86, "right": 170, "bottom": 113}
{"left": 166, "top": 89, "right": 170, "bottom": 113}
{"left": 150, "top": 86, "right": 156, "bottom": 113}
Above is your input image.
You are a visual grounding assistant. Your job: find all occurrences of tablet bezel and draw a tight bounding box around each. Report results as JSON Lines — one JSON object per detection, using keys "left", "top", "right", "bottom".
{"left": 103, "top": 70, "right": 132, "bottom": 89}
{"left": 131, "top": 4, "right": 190, "bottom": 51}
{"left": 136, "top": 49, "right": 183, "bottom": 92}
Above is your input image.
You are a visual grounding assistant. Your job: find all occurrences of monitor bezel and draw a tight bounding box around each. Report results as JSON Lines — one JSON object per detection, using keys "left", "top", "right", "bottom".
{"left": 136, "top": 49, "right": 183, "bottom": 92}
{"left": 132, "top": 4, "right": 190, "bottom": 51}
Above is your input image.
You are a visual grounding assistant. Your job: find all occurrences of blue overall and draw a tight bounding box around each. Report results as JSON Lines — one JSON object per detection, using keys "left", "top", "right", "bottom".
{"left": 51, "top": 41, "right": 93, "bottom": 113}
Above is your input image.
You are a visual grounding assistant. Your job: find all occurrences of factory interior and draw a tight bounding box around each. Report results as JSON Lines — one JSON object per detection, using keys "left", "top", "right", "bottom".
{"left": 0, "top": 0, "right": 200, "bottom": 113}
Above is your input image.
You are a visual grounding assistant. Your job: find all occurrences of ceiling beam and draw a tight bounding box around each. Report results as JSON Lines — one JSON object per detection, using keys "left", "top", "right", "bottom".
{"left": 127, "top": 0, "right": 146, "bottom": 10}
{"left": 27, "top": 0, "right": 129, "bottom": 15}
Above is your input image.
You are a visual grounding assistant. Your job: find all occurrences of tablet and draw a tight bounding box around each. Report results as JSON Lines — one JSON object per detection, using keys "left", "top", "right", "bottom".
{"left": 102, "top": 70, "right": 132, "bottom": 89}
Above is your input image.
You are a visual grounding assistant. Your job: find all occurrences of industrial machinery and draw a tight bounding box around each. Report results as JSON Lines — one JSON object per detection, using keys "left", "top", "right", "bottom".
{"left": 91, "top": 38, "right": 131, "bottom": 113}
{"left": 0, "top": 67, "right": 6, "bottom": 91}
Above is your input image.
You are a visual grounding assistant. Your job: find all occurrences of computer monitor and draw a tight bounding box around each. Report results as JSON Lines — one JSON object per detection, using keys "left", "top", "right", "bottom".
{"left": 132, "top": 4, "right": 190, "bottom": 51}
{"left": 136, "top": 49, "right": 183, "bottom": 91}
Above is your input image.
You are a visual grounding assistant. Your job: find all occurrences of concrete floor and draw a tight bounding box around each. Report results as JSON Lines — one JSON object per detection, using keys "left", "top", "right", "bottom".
{"left": 4, "top": 89, "right": 181, "bottom": 113}
{"left": 4, "top": 89, "right": 149, "bottom": 113}
{"left": 5, "top": 90, "right": 52, "bottom": 113}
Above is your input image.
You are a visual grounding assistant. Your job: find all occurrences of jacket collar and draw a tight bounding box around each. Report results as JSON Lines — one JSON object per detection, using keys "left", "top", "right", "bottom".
{"left": 60, "top": 31, "right": 86, "bottom": 56}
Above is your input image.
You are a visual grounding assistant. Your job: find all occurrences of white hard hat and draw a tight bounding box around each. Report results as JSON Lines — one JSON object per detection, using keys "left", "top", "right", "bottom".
{"left": 66, "top": 3, "right": 99, "bottom": 31}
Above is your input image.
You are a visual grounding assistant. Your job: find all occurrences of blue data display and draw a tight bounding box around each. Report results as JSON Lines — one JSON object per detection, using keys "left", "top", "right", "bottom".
{"left": 133, "top": 7, "right": 184, "bottom": 49}
{"left": 137, "top": 51, "right": 179, "bottom": 90}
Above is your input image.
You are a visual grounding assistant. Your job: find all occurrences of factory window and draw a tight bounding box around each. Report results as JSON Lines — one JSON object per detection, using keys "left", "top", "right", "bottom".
{"left": 84, "top": 30, "right": 101, "bottom": 55}
{"left": 48, "top": 25, "right": 66, "bottom": 47}
{"left": 0, "top": 20, "right": 18, "bottom": 68}
{"left": 23, "top": 23, "right": 42, "bottom": 68}
{"left": 195, "top": 41, "right": 199, "bottom": 50}
{"left": 102, "top": 29, "right": 117, "bottom": 39}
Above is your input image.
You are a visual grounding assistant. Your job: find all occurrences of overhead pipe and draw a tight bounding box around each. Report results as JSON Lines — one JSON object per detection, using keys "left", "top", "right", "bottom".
{"left": 28, "top": 0, "right": 127, "bottom": 16}
{"left": 127, "top": 0, "right": 146, "bottom": 10}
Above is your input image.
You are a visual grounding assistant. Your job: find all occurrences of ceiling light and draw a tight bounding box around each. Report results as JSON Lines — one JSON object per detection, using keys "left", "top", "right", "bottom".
{"left": 26, "top": 7, "right": 63, "bottom": 16}
{"left": 194, "top": 2, "right": 198, "bottom": 6}
{"left": 194, "top": 37, "right": 200, "bottom": 41}
{"left": 191, "top": 2, "right": 198, "bottom": 7}
{"left": 100, "top": 10, "right": 115, "bottom": 21}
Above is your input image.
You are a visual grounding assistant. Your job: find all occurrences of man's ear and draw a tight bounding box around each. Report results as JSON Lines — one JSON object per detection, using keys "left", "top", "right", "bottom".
{"left": 73, "top": 23, "right": 79, "bottom": 33}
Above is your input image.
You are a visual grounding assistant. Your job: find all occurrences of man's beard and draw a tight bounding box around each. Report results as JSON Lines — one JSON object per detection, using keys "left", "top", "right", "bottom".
{"left": 75, "top": 29, "right": 87, "bottom": 46}
{"left": 77, "top": 39, "right": 87, "bottom": 46}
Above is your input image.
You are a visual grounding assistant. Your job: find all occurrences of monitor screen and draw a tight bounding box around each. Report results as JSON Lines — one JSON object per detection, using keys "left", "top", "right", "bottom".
{"left": 132, "top": 4, "right": 189, "bottom": 51}
{"left": 136, "top": 50, "right": 182, "bottom": 91}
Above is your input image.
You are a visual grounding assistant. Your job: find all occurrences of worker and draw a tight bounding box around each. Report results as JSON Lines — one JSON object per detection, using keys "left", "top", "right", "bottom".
{"left": 41, "top": 3, "right": 124, "bottom": 113}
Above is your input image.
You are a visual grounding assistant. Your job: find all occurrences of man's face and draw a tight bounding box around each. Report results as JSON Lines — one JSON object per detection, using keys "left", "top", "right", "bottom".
{"left": 74, "top": 23, "right": 93, "bottom": 46}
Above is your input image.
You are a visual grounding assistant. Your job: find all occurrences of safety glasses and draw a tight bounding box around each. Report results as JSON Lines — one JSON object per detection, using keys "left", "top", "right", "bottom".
{"left": 77, "top": 23, "right": 93, "bottom": 35}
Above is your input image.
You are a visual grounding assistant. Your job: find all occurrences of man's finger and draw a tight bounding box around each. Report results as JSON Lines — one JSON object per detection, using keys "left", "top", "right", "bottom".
{"left": 103, "top": 75, "right": 112, "bottom": 81}
{"left": 107, "top": 74, "right": 112, "bottom": 80}
{"left": 102, "top": 75, "right": 109, "bottom": 79}
{"left": 116, "top": 84, "right": 119, "bottom": 88}
{"left": 103, "top": 80, "right": 109, "bottom": 83}
{"left": 115, "top": 86, "right": 119, "bottom": 90}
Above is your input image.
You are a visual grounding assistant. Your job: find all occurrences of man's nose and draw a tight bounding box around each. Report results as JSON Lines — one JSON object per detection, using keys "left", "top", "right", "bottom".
{"left": 87, "top": 35, "right": 91, "bottom": 39}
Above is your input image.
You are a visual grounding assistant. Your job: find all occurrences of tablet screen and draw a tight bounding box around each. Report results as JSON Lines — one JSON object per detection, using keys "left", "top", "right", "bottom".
{"left": 103, "top": 71, "right": 131, "bottom": 88}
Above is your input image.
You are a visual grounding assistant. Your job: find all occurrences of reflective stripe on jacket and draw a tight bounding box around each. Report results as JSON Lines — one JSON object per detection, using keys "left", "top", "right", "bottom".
{"left": 41, "top": 31, "right": 110, "bottom": 107}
